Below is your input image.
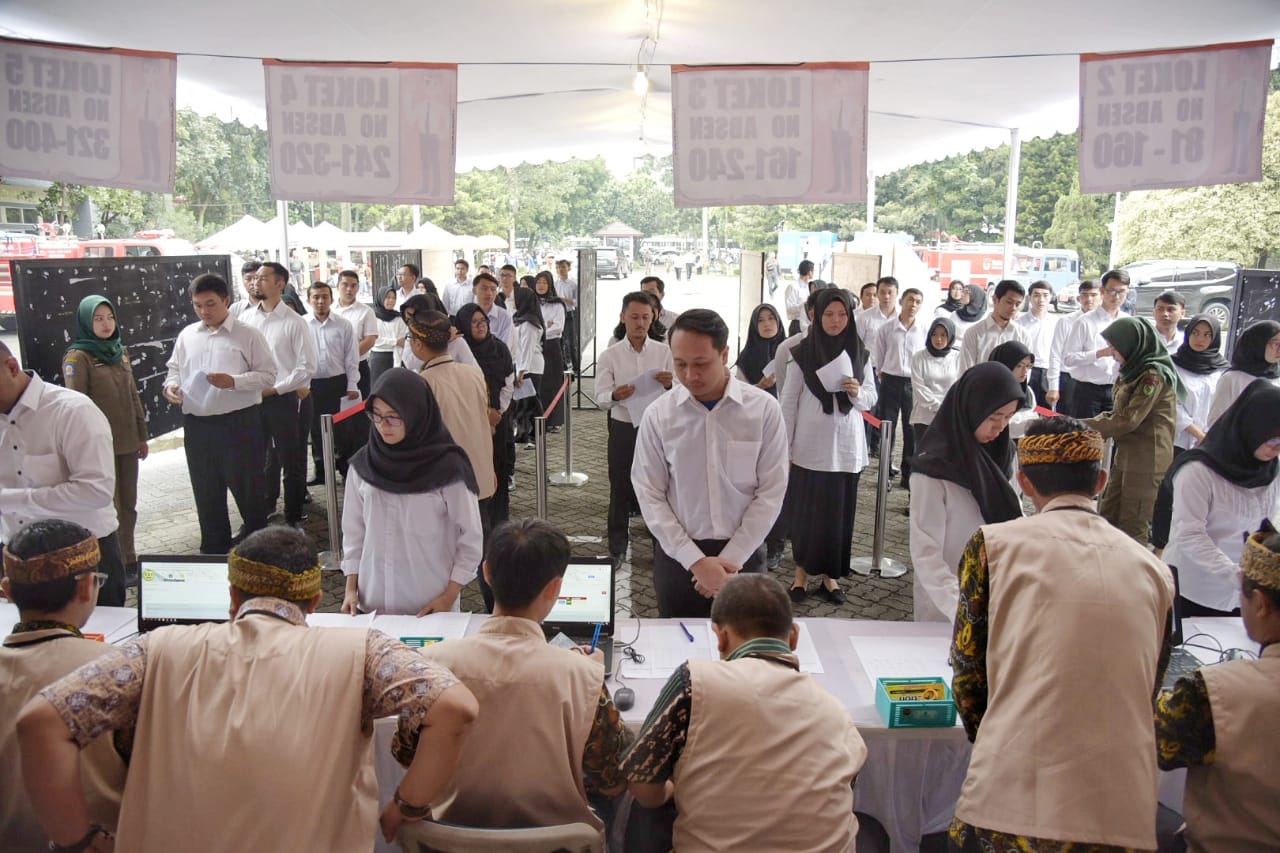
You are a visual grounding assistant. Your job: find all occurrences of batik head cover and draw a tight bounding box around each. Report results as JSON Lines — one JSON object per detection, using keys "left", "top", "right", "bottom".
{"left": 228, "top": 549, "right": 322, "bottom": 600}
{"left": 1241, "top": 529, "right": 1280, "bottom": 592}
{"left": 2, "top": 535, "right": 100, "bottom": 584}
{"left": 1017, "top": 430, "right": 1105, "bottom": 466}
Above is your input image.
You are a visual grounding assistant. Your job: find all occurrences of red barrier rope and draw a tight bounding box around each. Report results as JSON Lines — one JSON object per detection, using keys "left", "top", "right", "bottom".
{"left": 860, "top": 410, "right": 883, "bottom": 430}
{"left": 1034, "top": 405, "right": 1062, "bottom": 418}
{"left": 541, "top": 375, "right": 572, "bottom": 419}
{"left": 333, "top": 399, "right": 367, "bottom": 424}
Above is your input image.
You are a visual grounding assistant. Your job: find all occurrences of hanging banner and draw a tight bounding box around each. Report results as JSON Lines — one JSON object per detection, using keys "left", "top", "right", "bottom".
{"left": 264, "top": 60, "right": 457, "bottom": 205}
{"left": 0, "top": 38, "right": 176, "bottom": 193}
{"left": 671, "top": 63, "right": 868, "bottom": 208}
{"left": 1079, "top": 40, "right": 1272, "bottom": 194}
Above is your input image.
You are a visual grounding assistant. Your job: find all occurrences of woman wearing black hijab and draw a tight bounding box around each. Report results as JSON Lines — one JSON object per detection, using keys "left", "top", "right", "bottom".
{"left": 1162, "top": 380, "right": 1280, "bottom": 616}
{"left": 988, "top": 339, "right": 1037, "bottom": 438}
{"left": 511, "top": 286, "right": 546, "bottom": 444}
{"left": 1206, "top": 319, "right": 1280, "bottom": 427}
{"left": 340, "top": 369, "right": 482, "bottom": 616}
{"left": 457, "top": 302, "right": 516, "bottom": 533}
{"left": 734, "top": 304, "right": 786, "bottom": 397}
{"left": 908, "top": 362, "right": 1025, "bottom": 622}
{"left": 779, "top": 288, "right": 874, "bottom": 604}
{"left": 1170, "top": 313, "right": 1230, "bottom": 453}
{"left": 534, "top": 270, "right": 568, "bottom": 430}
{"left": 935, "top": 280, "right": 968, "bottom": 315}
{"left": 369, "top": 284, "right": 407, "bottom": 385}
{"left": 952, "top": 284, "right": 987, "bottom": 347}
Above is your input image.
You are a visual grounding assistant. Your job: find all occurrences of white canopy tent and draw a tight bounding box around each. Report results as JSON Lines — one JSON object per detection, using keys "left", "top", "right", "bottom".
{"left": 195, "top": 214, "right": 271, "bottom": 251}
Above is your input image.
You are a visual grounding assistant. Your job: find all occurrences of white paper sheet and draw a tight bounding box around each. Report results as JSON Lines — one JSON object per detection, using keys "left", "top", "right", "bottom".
{"left": 851, "top": 635, "right": 953, "bottom": 690}
{"left": 620, "top": 368, "right": 665, "bottom": 422}
{"left": 306, "top": 611, "right": 377, "bottom": 629}
{"left": 701, "top": 620, "right": 824, "bottom": 674}
{"left": 373, "top": 612, "right": 471, "bottom": 645}
{"left": 815, "top": 351, "right": 853, "bottom": 392}
{"left": 180, "top": 370, "right": 217, "bottom": 409}
{"left": 620, "top": 621, "right": 716, "bottom": 679}
{"left": 339, "top": 393, "right": 363, "bottom": 411}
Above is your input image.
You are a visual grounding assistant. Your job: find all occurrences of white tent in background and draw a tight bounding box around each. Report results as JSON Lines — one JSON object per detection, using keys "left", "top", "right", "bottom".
{"left": 471, "top": 234, "right": 509, "bottom": 250}
{"left": 261, "top": 216, "right": 315, "bottom": 246}
{"left": 403, "top": 222, "right": 465, "bottom": 251}
{"left": 348, "top": 226, "right": 409, "bottom": 251}
{"left": 196, "top": 214, "right": 271, "bottom": 250}
{"left": 309, "top": 221, "right": 350, "bottom": 251}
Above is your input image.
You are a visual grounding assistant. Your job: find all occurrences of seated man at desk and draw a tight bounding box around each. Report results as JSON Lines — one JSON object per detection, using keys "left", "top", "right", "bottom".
{"left": 1155, "top": 525, "right": 1280, "bottom": 851}
{"left": 416, "top": 518, "right": 631, "bottom": 834}
{"left": 16, "top": 527, "right": 477, "bottom": 852}
{"left": 621, "top": 573, "right": 867, "bottom": 852}
{"left": 1, "top": 520, "right": 126, "bottom": 850}
{"left": 950, "top": 416, "right": 1174, "bottom": 851}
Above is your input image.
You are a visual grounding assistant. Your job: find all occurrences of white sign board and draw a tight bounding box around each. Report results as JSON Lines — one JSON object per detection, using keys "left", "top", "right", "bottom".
{"left": 264, "top": 61, "right": 457, "bottom": 204}
{"left": 0, "top": 38, "right": 176, "bottom": 193}
{"left": 1079, "top": 40, "right": 1272, "bottom": 194}
{"left": 671, "top": 63, "right": 868, "bottom": 208}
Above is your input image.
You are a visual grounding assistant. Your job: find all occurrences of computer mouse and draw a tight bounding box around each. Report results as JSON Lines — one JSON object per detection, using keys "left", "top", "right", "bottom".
{"left": 613, "top": 686, "right": 635, "bottom": 711}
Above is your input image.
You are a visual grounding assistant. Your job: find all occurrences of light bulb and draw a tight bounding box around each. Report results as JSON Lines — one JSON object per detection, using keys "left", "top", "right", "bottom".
{"left": 633, "top": 67, "right": 649, "bottom": 96}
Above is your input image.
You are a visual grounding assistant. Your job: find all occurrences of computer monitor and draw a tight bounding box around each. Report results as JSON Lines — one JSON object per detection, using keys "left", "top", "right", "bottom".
{"left": 543, "top": 558, "right": 615, "bottom": 637}
{"left": 137, "top": 555, "right": 232, "bottom": 633}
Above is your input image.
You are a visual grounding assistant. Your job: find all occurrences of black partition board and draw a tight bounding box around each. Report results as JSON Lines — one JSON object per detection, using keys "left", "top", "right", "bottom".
{"left": 1228, "top": 269, "right": 1280, "bottom": 358}
{"left": 11, "top": 254, "right": 232, "bottom": 439}
{"left": 370, "top": 250, "right": 423, "bottom": 298}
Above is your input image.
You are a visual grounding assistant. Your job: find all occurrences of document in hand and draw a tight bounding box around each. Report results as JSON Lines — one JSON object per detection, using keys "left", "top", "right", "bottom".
{"left": 815, "top": 351, "right": 853, "bottom": 392}
{"left": 181, "top": 370, "right": 217, "bottom": 409}
{"left": 339, "top": 393, "right": 364, "bottom": 412}
{"left": 620, "top": 368, "right": 666, "bottom": 422}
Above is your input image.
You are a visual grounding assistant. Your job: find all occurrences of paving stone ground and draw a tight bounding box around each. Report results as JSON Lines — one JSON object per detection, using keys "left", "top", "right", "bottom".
{"left": 130, "top": 376, "right": 918, "bottom": 621}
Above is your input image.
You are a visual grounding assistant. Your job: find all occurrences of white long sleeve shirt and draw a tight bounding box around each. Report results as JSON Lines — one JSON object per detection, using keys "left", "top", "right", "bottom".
{"left": 1062, "top": 305, "right": 1123, "bottom": 385}
{"left": 442, "top": 281, "right": 474, "bottom": 316}
{"left": 332, "top": 300, "right": 378, "bottom": 362}
{"left": 873, "top": 318, "right": 926, "bottom": 378}
{"left": 1172, "top": 366, "right": 1224, "bottom": 449}
{"left": 513, "top": 322, "right": 545, "bottom": 377}
{"left": 908, "top": 475, "right": 989, "bottom": 622}
{"left": 1164, "top": 461, "right": 1280, "bottom": 611}
{"left": 595, "top": 336, "right": 674, "bottom": 425}
{"left": 632, "top": 378, "right": 789, "bottom": 570}
{"left": 770, "top": 333, "right": 804, "bottom": 397}
{"left": 164, "top": 314, "right": 278, "bottom": 415}
{"left": 1017, "top": 310, "right": 1058, "bottom": 366}
{"left": 785, "top": 280, "right": 809, "bottom": 330}
{"left": 485, "top": 304, "right": 517, "bottom": 352}
{"left": 1207, "top": 370, "right": 1280, "bottom": 428}
{"left": 780, "top": 359, "right": 876, "bottom": 473}
{"left": 910, "top": 349, "right": 961, "bottom": 427}
{"left": 340, "top": 468, "right": 483, "bottom": 615}
{"left": 958, "top": 314, "right": 1032, "bottom": 372}
{"left": 307, "top": 313, "right": 360, "bottom": 392}
{"left": 855, "top": 307, "right": 898, "bottom": 359}
{"left": 239, "top": 299, "right": 318, "bottom": 395}
{"left": 541, "top": 302, "right": 567, "bottom": 341}
{"left": 402, "top": 337, "right": 478, "bottom": 373}
{"left": 555, "top": 276, "right": 579, "bottom": 310}
{"left": 0, "top": 373, "right": 117, "bottom": 540}
{"left": 1046, "top": 310, "right": 1082, "bottom": 392}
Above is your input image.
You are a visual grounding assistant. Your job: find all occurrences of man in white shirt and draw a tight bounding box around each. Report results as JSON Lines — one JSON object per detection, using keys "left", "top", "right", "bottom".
{"left": 1017, "top": 279, "right": 1059, "bottom": 409}
{"left": 229, "top": 259, "right": 261, "bottom": 317}
{"left": 1152, "top": 290, "right": 1186, "bottom": 355}
{"left": 163, "top": 273, "right": 277, "bottom": 554}
{"left": 641, "top": 276, "right": 678, "bottom": 334}
{"left": 873, "top": 287, "right": 926, "bottom": 488}
{"left": 1046, "top": 280, "right": 1101, "bottom": 413}
{"left": 1062, "top": 270, "right": 1130, "bottom": 418}
{"left": 597, "top": 292, "right": 674, "bottom": 566}
{"left": 856, "top": 282, "right": 876, "bottom": 314}
{"left": 442, "top": 259, "right": 473, "bottom": 315}
{"left": 632, "top": 309, "right": 789, "bottom": 618}
{"left": 496, "top": 264, "right": 518, "bottom": 309}
{"left": 332, "top": 270, "right": 378, "bottom": 398}
{"left": 305, "top": 282, "right": 360, "bottom": 487}
{"left": 958, "top": 280, "right": 1031, "bottom": 371}
{"left": 392, "top": 263, "right": 422, "bottom": 310}
{"left": 555, "top": 258, "right": 581, "bottom": 375}
{"left": 472, "top": 273, "right": 516, "bottom": 352}
{"left": 0, "top": 343, "right": 124, "bottom": 605}
{"left": 784, "top": 260, "right": 814, "bottom": 335}
{"left": 240, "top": 262, "right": 318, "bottom": 527}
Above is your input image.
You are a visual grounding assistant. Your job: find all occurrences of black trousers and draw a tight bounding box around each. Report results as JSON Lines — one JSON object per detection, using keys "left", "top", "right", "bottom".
{"left": 95, "top": 531, "right": 127, "bottom": 606}
{"left": 490, "top": 409, "right": 513, "bottom": 527}
{"left": 606, "top": 418, "right": 640, "bottom": 557}
{"left": 261, "top": 392, "right": 307, "bottom": 521}
{"left": 1071, "top": 380, "right": 1114, "bottom": 419}
{"left": 653, "top": 538, "right": 765, "bottom": 618}
{"left": 564, "top": 310, "right": 581, "bottom": 375}
{"left": 1029, "top": 366, "right": 1050, "bottom": 410}
{"left": 878, "top": 373, "right": 915, "bottom": 481}
{"left": 369, "top": 351, "right": 395, "bottom": 388}
{"left": 476, "top": 496, "right": 495, "bottom": 613}
{"left": 308, "top": 374, "right": 349, "bottom": 481}
{"left": 1056, "top": 372, "right": 1077, "bottom": 415}
{"left": 911, "top": 422, "right": 930, "bottom": 453}
{"left": 184, "top": 406, "right": 267, "bottom": 553}
{"left": 356, "top": 359, "right": 372, "bottom": 400}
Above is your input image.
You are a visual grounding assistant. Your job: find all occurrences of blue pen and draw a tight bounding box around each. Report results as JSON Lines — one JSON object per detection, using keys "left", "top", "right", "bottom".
{"left": 589, "top": 623, "right": 603, "bottom": 653}
{"left": 679, "top": 622, "right": 695, "bottom": 642}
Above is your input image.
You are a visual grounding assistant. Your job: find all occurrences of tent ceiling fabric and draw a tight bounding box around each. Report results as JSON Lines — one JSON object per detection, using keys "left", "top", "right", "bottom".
{"left": 5, "top": 1, "right": 1280, "bottom": 175}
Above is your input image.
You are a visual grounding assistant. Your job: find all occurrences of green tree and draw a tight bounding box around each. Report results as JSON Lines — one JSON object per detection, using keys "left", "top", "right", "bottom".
{"left": 1044, "top": 177, "right": 1113, "bottom": 277}
{"left": 1017, "top": 133, "right": 1076, "bottom": 245}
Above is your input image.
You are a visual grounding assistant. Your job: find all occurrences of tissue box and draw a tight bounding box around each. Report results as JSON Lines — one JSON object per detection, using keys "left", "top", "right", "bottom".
{"left": 874, "top": 677, "right": 957, "bottom": 728}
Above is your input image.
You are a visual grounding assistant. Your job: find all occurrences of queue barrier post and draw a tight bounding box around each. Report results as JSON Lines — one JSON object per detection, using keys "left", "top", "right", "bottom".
{"left": 548, "top": 371, "right": 588, "bottom": 487}
{"left": 849, "top": 416, "right": 908, "bottom": 579}
{"left": 319, "top": 413, "right": 341, "bottom": 571}
{"left": 534, "top": 415, "right": 549, "bottom": 519}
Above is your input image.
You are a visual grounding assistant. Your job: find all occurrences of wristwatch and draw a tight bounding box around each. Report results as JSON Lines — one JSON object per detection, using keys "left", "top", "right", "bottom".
{"left": 393, "top": 786, "right": 432, "bottom": 820}
{"left": 48, "top": 824, "right": 110, "bottom": 853}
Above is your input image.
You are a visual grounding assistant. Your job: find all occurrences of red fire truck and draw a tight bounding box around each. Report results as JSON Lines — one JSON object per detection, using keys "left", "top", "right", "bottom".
{"left": 0, "top": 234, "right": 84, "bottom": 329}
{"left": 917, "top": 242, "right": 1006, "bottom": 289}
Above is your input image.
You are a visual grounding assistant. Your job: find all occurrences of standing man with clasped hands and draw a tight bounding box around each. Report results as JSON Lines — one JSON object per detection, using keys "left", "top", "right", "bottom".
{"left": 632, "top": 309, "right": 789, "bottom": 618}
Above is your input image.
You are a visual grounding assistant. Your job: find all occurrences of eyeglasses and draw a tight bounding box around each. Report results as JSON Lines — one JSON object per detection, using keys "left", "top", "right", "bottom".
{"left": 370, "top": 412, "right": 404, "bottom": 427}
{"left": 1104, "top": 288, "right": 1128, "bottom": 296}
{"left": 78, "top": 572, "right": 108, "bottom": 590}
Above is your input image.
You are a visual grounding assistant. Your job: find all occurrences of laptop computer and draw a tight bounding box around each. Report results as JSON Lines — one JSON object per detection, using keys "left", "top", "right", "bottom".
{"left": 543, "top": 558, "right": 616, "bottom": 676}
{"left": 137, "top": 555, "right": 233, "bottom": 634}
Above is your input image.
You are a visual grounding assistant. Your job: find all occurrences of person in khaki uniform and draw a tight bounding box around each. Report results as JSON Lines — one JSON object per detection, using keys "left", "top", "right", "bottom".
{"left": 950, "top": 417, "right": 1175, "bottom": 851}
{"left": 1, "top": 520, "right": 126, "bottom": 852}
{"left": 1156, "top": 524, "right": 1280, "bottom": 851}
{"left": 61, "top": 295, "right": 149, "bottom": 575}
{"left": 1081, "top": 316, "right": 1182, "bottom": 545}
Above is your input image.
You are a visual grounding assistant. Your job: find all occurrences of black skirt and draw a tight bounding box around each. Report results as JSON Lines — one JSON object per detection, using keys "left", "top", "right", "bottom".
{"left": 787, "top": 465, "right": 859, "bottom": 578}
{"left": 539, "top": 336, "right": 567, "bottom": 427}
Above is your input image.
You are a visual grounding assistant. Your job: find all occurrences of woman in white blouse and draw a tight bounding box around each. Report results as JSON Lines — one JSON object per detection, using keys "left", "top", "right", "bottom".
{"left": 1169, "top": 314, "right": 1228, "bottom": 451}
{"left": 1206, "top": 319, "right": 1280, "bottom": 427}
{"left": 510, "top": 285, "right": 546, "bottom": 444}
{"left": 340, "top": 369, "right": 483, "bottom": 615}
{"left": 780, "top": 288, "right": 876, "bottom": 605}
{"left": 1163, "top": 379, "right": 1280, "bottom": 616}
{"left": 534, "top": 270, "right": 568, "bottom": 430}
{"left": 369, "top": 285, "right": 407, "bottom": 383}
{"left": 910, "top": 317, "right": 961, "bottom": 450}
{"left": 908, "top": 362, "right": 1026, "bottom": 622}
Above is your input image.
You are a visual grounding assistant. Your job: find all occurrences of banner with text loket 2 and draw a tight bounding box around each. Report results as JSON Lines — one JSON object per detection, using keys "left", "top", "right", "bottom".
{"left": 671, "top": 63, "right": 868, "bottom": 208}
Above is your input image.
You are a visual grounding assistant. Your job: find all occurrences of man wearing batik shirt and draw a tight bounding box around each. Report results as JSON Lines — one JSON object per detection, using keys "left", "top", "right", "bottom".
{"left": 1, "top": 521, "right": 126, "bottom": 851}
{"left": 1156, "top": 525, "right": 1280, "bottom": 851}
{"left": 621, "top": 574, "right": 866, "bottom": 852}
{"left": 17, "top": 527, "right": 477, "bottom": 853}
{"left": 949, "top": 416, "right": 1174, "bottom": 852}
